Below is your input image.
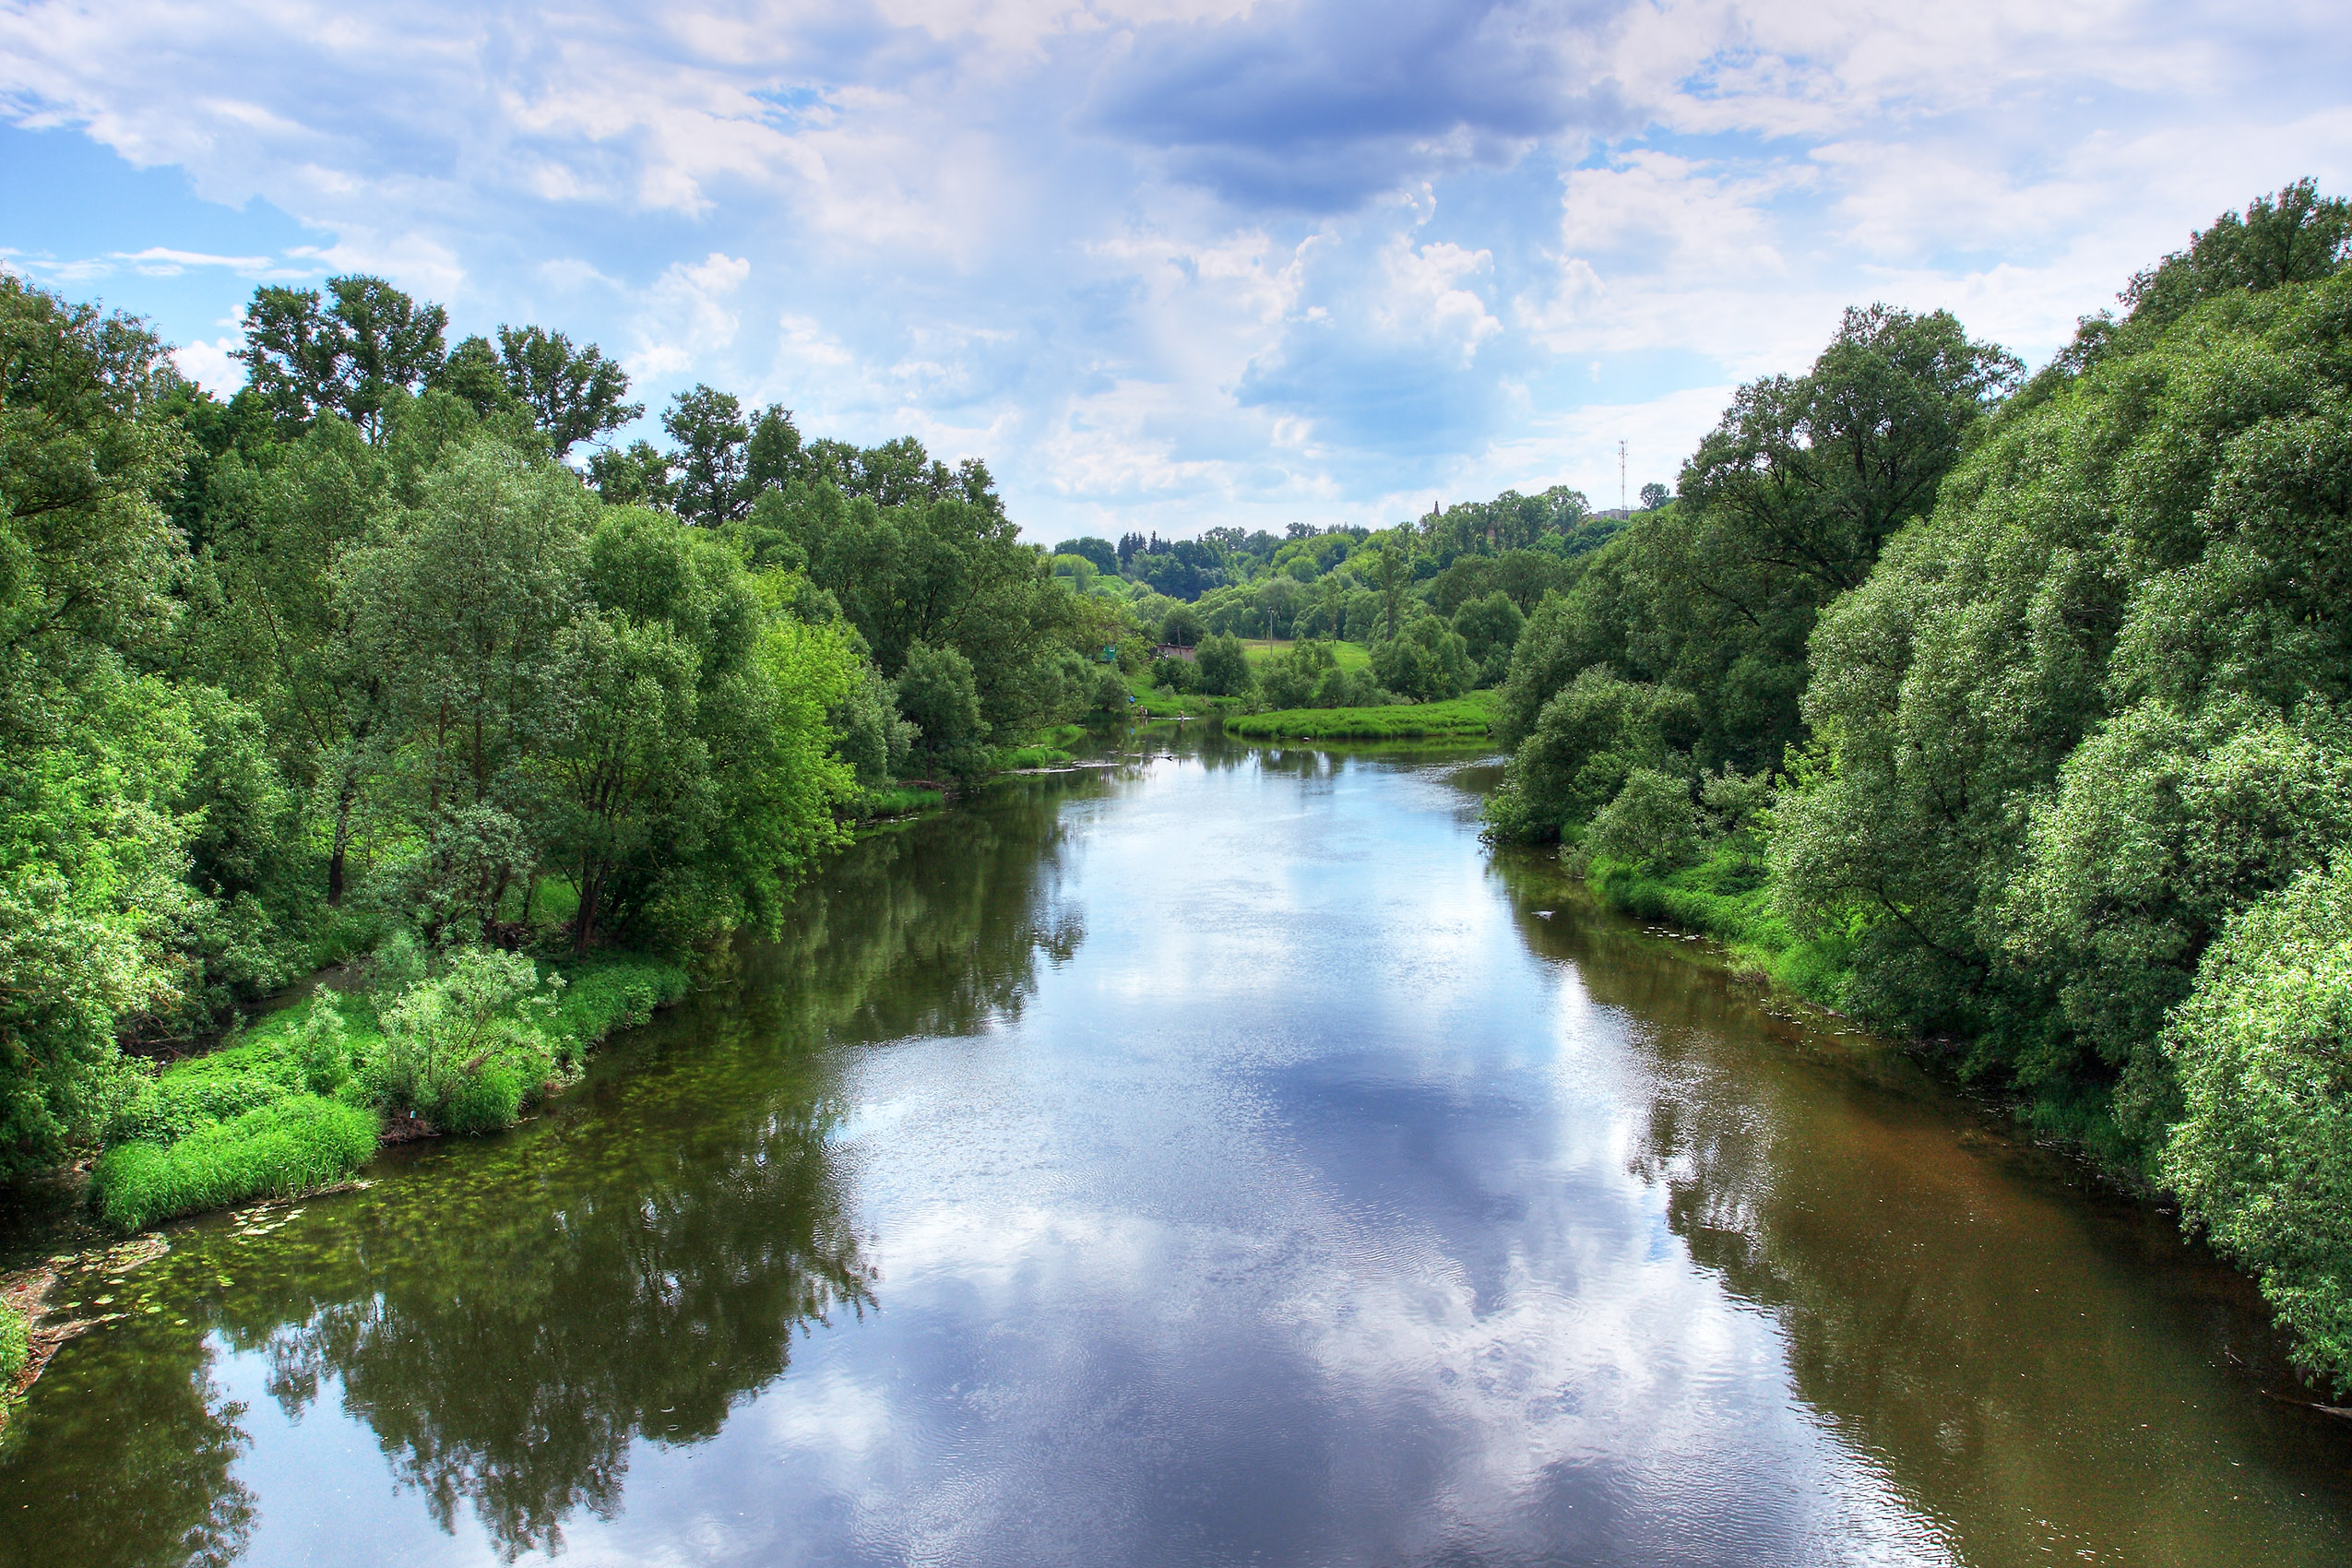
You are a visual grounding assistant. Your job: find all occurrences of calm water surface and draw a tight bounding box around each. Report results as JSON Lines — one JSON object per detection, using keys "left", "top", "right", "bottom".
{"left": 5, "top": 735, "right": 2350, "bottom": 1566}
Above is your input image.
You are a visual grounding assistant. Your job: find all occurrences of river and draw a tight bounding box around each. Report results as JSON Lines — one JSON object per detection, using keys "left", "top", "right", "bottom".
{"left": 4, "top": 734, "right": 2348, "bottom": 1567}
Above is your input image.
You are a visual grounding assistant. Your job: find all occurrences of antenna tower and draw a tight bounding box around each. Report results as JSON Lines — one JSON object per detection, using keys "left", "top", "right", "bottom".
{"left": 1617, "top": 439, "right": 1627, "bottom": 513}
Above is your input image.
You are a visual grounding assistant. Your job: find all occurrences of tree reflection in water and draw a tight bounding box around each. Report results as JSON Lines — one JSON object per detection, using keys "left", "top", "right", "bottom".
{"left": 0, "top": 776, "right": 1092, "bottom": 1566}
{"left": 1491, "top": 847, "right": 2352, "bottom": 1562}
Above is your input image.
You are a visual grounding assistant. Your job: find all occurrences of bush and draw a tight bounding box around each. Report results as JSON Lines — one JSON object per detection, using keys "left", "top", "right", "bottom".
{"left": 1583, "top": 768, "right": 1699, "bottom": 873}
{"left": 1194, "top": 634, "right": 1253, "bottom": 696}
{"left": 90, "top": 1095, "right": 378, "bottom": 1231}
{"left": 894, "top": 641, "right": 992, "bottom": 778}
{"left": 363, "top": 947, "right": 562, "bottom": 1134}
{"left": 2161, "top": 864, "right": 2352, "bottom": 1394}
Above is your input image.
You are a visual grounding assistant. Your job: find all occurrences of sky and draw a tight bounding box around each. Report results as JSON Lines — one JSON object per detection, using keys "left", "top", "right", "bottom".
{"left": 4, "top": 2, "right": 2349, "bottom": 544}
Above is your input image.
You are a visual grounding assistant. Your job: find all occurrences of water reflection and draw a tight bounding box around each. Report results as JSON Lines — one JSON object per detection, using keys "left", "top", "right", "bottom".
{"left": 0, "top": 771, "right": 1092, "bottom": 1565}
{"left": 3, "top": 741, "right": 2349, "bottom": 1567}
{"left": 1491, "top": 846, "right": 2352, "bottom": 1562}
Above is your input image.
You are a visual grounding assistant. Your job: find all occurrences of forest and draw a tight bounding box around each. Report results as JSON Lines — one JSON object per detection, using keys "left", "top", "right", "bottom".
{"left": 6, "top": 178, "right": 2352, "bottom": 1396}
{"left": 1479, "top": 180, "right": 2352, "bottom": 1392}
{"left": 0, "top": 268, "right": 1135, "bottom": 1255}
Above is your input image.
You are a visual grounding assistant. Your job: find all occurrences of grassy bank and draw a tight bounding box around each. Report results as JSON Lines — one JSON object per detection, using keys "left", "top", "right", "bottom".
{"left": 89, "top": 950, "right": 690, "bottom": 1232}
{"left": 1236, "top": 637, "right": 1374, "bottom": 671}
{"left": 1585, "top": 847, "right": 1851, "bottom": 1004}
{"left": 1224, "top": 690, "right": 1496, "bottom": 740}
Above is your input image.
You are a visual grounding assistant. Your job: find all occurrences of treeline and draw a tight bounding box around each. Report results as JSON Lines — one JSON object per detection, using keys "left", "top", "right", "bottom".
{"left": 0, "top": 268, "right": 1121, "bottom": 1181}
{"left": 1055, "top": 482, "right": 1631, "bottom": 712}
{"left": 1481, "top": 181, "right": 2352, "bottom": 1391}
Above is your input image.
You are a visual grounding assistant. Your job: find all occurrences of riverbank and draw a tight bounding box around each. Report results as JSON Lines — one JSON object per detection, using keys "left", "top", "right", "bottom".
{"left": 44, "top": 729, "right": 1109, "bottom": 1241}
{"left": 1223, "top": 690, "right": 1494, "bottom": 740}
{"left": 89, "top": 949, "right": 693, "bottom": 1234}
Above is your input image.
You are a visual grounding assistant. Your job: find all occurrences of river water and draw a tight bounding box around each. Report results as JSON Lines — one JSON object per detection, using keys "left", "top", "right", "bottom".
{"left": 4, "top": 735, "right": 2349, "bottom": 1567}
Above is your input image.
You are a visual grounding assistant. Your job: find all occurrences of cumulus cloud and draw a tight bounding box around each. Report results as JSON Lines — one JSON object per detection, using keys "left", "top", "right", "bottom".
{"left": 2, "top": 0, "right": 2348, "bottom": 537}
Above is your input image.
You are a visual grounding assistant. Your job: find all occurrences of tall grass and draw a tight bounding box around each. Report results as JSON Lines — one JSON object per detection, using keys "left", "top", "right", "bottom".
{"left": 1586, "top": 847, "right": 1851, "bottom": 1005}
{"left": 0, "top": 1302, "right": 25, "bottom": 1384}
{"left": 89, "top": 948, "right": 693, "bottom": 1229}
{"left": 91, "top": 1097, "right": 380, "bottom": 1231}
{"left": 1224, "top": 692, "right": 1495, "bottom": 740}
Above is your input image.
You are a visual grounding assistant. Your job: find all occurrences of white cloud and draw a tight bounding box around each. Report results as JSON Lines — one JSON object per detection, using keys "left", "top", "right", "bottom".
{"left": 171, "top": 336, "right": 246, "bottom": 391}
{"left": 4, "top": 0, "right": 2348, "bottom": 535}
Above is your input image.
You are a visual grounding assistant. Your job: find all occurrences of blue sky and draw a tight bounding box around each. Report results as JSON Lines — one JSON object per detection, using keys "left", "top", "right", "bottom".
{"left": 5, "top": 0, "right": 2348, "bottom": 541}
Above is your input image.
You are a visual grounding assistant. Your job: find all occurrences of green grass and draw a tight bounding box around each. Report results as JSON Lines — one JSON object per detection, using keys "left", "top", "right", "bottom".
{"left": 92, "top": 948, "right": 693, "bottom": 1230}
{"left": 546, "top": 951, "right": 692, "bottom": 1054}
{"left": 90, "top": 1096, "right": 380, "bottom": 1231}
{"left": 1224, "top": 691, "right": 1496, "bottom": 740}
{"left": 1586, "top": 847, "right": 1851, "bottom": 1005}
{"left": 0, "top": 1302, "right": 25, "bottom": 1384}
{"left": 862, "top": 785, "right": 944, "bottom": 817}
{"left": 988, "top": 743, "right": 1076, "bottom": 769}
{"left": 1237, "top": 638, "right": 1373, "bottom": 671}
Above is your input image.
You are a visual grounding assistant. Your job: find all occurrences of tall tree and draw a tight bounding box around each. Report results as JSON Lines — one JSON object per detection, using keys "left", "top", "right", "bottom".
{"left": 236, "top": 276, "right": 449, "bottom": 442}
{"left": 494, "top": 326, "right": 640, "bottom": 457}
{"left": 662, "top": 386, "right": 751, "bottom": 527}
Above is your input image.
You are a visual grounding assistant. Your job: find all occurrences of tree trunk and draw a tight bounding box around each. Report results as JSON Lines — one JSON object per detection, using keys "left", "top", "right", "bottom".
{"left": 327, "top": 775, "right": 360, "bottom": 906}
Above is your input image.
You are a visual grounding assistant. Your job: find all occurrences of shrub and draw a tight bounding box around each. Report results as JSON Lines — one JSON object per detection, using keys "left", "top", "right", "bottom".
{"left": 2161, "top": 864, "right": 2352, "bottom": 1394}
{"left": 1583, "top": 768, "right": 1700, "bottom": 873}
{"left": 90, "top": 1095, "right": 378, "bottom": 1231}
{"left": 363, "top": 948, "right": 562, "bottom": 1134}
{"left": 0, "top": 1301, "right": 25, "bottom": 1384}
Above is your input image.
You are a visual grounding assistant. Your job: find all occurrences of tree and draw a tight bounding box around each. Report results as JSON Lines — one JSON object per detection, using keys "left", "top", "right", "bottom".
{"left": 1772, "top": 233, "right": 2352, "bottom": 1141}
{"left": 1055, "top": 537, "right": 1119, "bottom": 574}
{"left": 1583, "top": 767, "right": 1698, "bottom": 873}
{"left": 1485, "top": 668, "right": 1698, "bottom": 842}
{"left": 894, "top": 642, "right": 990, "bottom": 778}
{"left": 0, "top": 275, "right": 202, "bottom": 1171}
{"left": 2123, "top": 177, "right": 2352, "bottom": 331}
{"left": 1372, "top": 616, "right": 1473, "bottom": 701}
{"left": 2161, "top": 863, "right": 2352, "bottom": 1394}
{"left": 1639, "top": 482, "right": 1669, "bottom": 511}
{"left": 350, "top": 441, "right": 593, "bottom": 821}
{"left": 588, "top": 441, "right": 672, "bottom": 509}
{"left": 494, "top": 326, "right": 640, "bottom": 457}
{"left": 1451, "top": 590, "right": 1525, "bottom": 686}
{"left": 663, "top": 386, "right": 751, "bottom": 527}
{"left": 195, "top": 416, "right": 390, "bottom": 904}
{"left": 237, "top": 276, "right": 450, "bottom": 442}
{"left": 1158, "top": 604, "right": 1206, "bottom": 647}
{"left": 1194, "top": 634, "right": 1253, "bottom": 696}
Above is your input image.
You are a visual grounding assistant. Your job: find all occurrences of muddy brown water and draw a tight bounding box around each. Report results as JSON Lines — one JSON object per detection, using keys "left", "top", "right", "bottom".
{"left": 3, "top": 733, "right": 2347, "bottom": 1566}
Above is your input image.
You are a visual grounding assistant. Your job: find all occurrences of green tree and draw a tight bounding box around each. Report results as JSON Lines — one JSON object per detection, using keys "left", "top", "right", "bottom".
{"left": 1583, "top": 767, "right": 1699, "bottom": 873}
{"left": 237, "top": 276, "right": 450, "bottom": 442}
{"left": 2123, "top": 177, "right": 2352, "bottom": 332}
{"left": 1372, "top": 616, "right": 1473, "bottom": 701}
{"left": 1194, "top": 633, "right": 1253, "bottom": 696}
{"left": 494, "top": 326, "right": 640, "bottom": 457}
{"left": 0, "top": 275, "right": 204, "bottom": 1172}
{"left": 1451, "top": 590, "right": 1525, "bottom": 686}
{"left": 1486, "top": 668, "right": 1699, "bottom": 842}
{"left": 894, "top": 641, "right": 990, "bottom": 778}
{"left": 2160, "top": 863, "right": 2352, "bottom": 1393}
{"left": 663, "top": 386, "right": 751, "bottom": 527}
